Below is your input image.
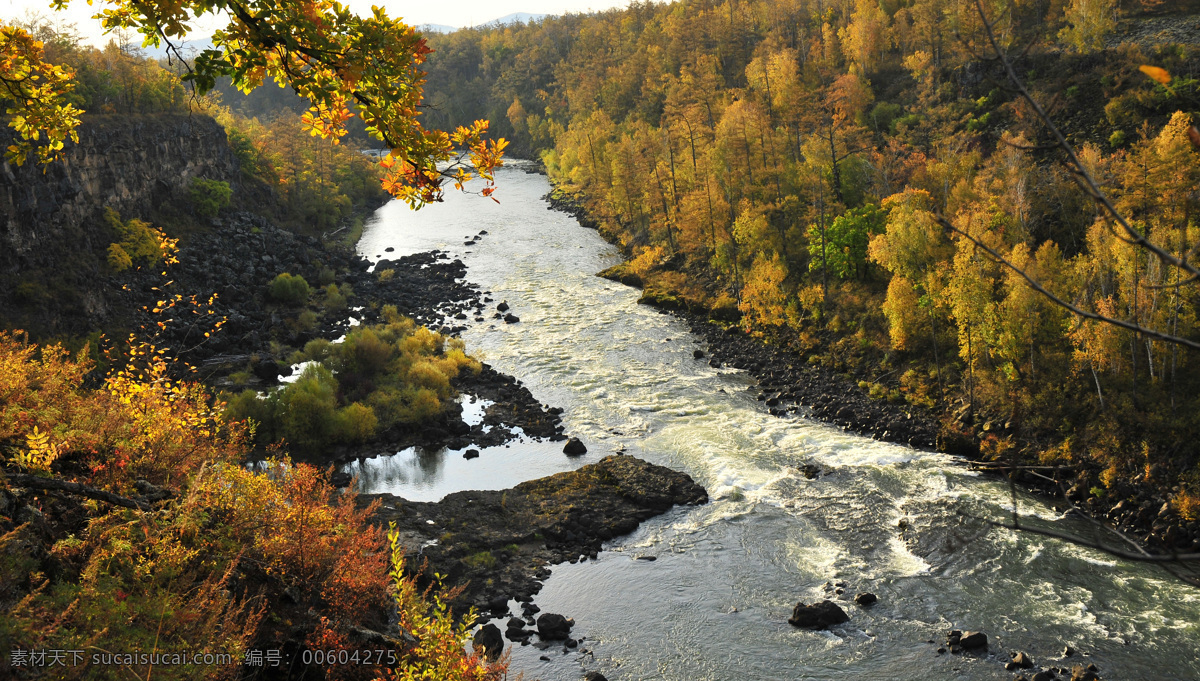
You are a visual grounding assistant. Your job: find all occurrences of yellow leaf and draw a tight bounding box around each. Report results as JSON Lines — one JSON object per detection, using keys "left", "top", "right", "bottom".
{"left": 1139, "top": 65, "right": 1171, "bottom": 85}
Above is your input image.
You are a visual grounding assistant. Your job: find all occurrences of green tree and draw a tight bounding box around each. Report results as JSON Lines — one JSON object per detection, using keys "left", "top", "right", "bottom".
{"left": 808, "top": 204, "right": 886, "bottom": 280}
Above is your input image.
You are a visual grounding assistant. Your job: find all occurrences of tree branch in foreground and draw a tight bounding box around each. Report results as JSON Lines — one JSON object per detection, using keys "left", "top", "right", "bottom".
{"left": 6, "top": 473, "right": 153, "bottom": 511}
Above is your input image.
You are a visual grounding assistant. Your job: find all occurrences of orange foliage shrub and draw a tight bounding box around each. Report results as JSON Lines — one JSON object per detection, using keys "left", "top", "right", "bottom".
{"left": 192, "top": 459, "right": 390, "bottom": 618}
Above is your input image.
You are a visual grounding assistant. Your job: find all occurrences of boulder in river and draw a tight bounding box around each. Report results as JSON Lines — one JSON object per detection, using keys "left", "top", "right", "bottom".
{"left": 583, "top": 673, "right": 608, "bottom": 681}
{"left": 463, "top": 449, "right": 480, "bottom": 460}
{"left": 693, "top": 349, "right": 706, "bottom": 359}
{"left": 1009, "top": 651, "right": 1034, "bottom": 669}
{"left": 497, "top": 301, "right": 510, "bottom": 312}
{"left": 563, "top": 438, "right": 588, "bottom": 455}
{"left": 787, "top": 600, "right": 849, "bottom": 629}
{"left": 854, "top": 592, "right": 877, "bottom": 606}
{"left": 504, "top": 313, "right": 520, "bottom": 323}
{"left": 958, "top": 631, "right": 987, "bottom": 650}
{"left": 537, "top": 613, "right": 573, "bottom": 640}
{"left": 472, "top": 623, "right": 504, "bottom": 660}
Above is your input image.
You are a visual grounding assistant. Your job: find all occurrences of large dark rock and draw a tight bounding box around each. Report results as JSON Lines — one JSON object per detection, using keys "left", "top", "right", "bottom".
{"left": 958, "top": 631, "right": 987, "bottom": 649}
{"left": 536, "top": 613, "right": 572, "bottom": 640}
{"left": 583, "top": 673, "right": 608, "bottom": 681}
{"left": 854, "top": 592, "right": 877, "bottom": 606}
{"left": 365, "top": 456, "right": 707, "bottom": 611}
{"left": 787, "top": 600, "right": 849, "bottom": 629}
{"left": 563, "top": 437, "right": 587, "bottom": 455}
{"left": 472, "top": 624, "right": 504, "bottom": 660}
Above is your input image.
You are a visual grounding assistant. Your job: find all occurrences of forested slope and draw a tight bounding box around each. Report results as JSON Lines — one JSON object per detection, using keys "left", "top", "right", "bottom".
{"left": 421, "top": 0, "right": 1200, "bottom": 541}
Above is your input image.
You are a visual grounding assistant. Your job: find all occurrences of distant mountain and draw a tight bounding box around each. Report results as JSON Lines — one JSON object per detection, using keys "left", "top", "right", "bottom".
{"left": 417, "top": 23, "right": 458, "bottom": 34}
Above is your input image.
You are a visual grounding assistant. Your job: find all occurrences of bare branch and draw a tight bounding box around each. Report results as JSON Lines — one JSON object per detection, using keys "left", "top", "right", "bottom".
{"left": 973, "top": 515, "right": 1200, "bottom": 566}
{"left": 1145, "top": 273, "right": 1200, "bottom": 290}
{"left": 935, "top": 213, "right": 1200, "bottom": 349}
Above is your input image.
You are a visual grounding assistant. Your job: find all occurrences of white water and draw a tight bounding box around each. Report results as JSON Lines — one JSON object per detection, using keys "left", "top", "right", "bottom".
{"left": 352, "top": 162, "right": 1200, "bottom": 681}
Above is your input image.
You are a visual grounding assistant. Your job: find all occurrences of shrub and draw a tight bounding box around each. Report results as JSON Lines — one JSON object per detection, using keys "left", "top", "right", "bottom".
{"left": 342, "top": 327, "right": 393, "bottom": 375}
{"left": 382, "top": 526, "right": 506, "bottom": 681}
{"left": 296, "top": 309, "right": 318, "bottom": 331}
{"left": 302, "top": 338, "right": 335, "bottom": 362}
{"left": 188, "top": 177, "right": 233, "bottom": 218}
{"left": 106, "top": 242, "right": 133, "bottom": 271}
{"left": 275, "top": 364, "right": 340, "bottom": 450}
{"left": 323, "top": 282, "right": 349, "bottom": 311}
{"left": 336, "top": 402, "right": 378, "bottom": 444}
{"left": 224, "top": 388, "right": 274, "bottom": 440}
{"left": 104, "top": 207, "right": 175, "bottom": 271}
{"left": 268, "top": 272, "right": 311, "bottom": 305}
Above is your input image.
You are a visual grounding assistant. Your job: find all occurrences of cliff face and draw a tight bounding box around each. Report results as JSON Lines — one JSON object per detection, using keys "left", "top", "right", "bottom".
{"left": 0, "top": 114, "right": 239, "bottom": 335}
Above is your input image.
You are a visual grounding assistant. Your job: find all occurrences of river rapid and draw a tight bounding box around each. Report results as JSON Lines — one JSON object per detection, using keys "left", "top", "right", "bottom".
{"left": 351, "top": 163, "right": 1200, "bottom": 681}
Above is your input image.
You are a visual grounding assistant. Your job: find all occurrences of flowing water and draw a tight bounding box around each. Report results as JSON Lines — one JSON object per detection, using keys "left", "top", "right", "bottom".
{"left": 352, "top": 163, "right": 1200, "bottom": 681}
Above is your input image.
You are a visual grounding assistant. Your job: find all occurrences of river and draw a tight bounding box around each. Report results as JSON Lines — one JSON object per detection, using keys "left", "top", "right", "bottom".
{"left": 349, "top": 162, "right": 1200, "bottom": 681}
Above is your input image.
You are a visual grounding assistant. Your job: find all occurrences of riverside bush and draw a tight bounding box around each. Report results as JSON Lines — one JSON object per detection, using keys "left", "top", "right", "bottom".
{"left": 226, "top": 312, "right": 480, "bottom": 449}
{"left": 267, "top": 272, "right": 311, "bottom": 305}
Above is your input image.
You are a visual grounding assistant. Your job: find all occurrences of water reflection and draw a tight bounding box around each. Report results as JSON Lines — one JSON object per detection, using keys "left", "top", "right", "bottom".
{"left": 344, "top": 438, "right": 582, "bottom": 502}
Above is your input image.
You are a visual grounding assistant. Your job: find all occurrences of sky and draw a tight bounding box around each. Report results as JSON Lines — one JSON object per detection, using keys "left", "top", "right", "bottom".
{"left": 2, "top": 0, "right": 627, "bottom": 46}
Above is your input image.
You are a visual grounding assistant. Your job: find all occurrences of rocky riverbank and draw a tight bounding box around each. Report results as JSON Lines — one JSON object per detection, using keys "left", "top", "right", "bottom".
{"left": 363, "top": 455, "right": 708, "bottom": 612}
{"left": 681, "top": 311, "right": 939, "bottom": 449}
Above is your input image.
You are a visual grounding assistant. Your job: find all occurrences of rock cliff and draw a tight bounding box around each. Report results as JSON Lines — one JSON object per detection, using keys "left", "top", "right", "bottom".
{"left": 0, "top": 114, "right": 239, "bottom": 334}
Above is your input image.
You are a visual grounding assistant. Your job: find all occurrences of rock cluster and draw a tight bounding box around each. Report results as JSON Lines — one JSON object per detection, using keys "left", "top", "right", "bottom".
{"left": 941, "top": 629, "right": 988, "bottom": 653}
